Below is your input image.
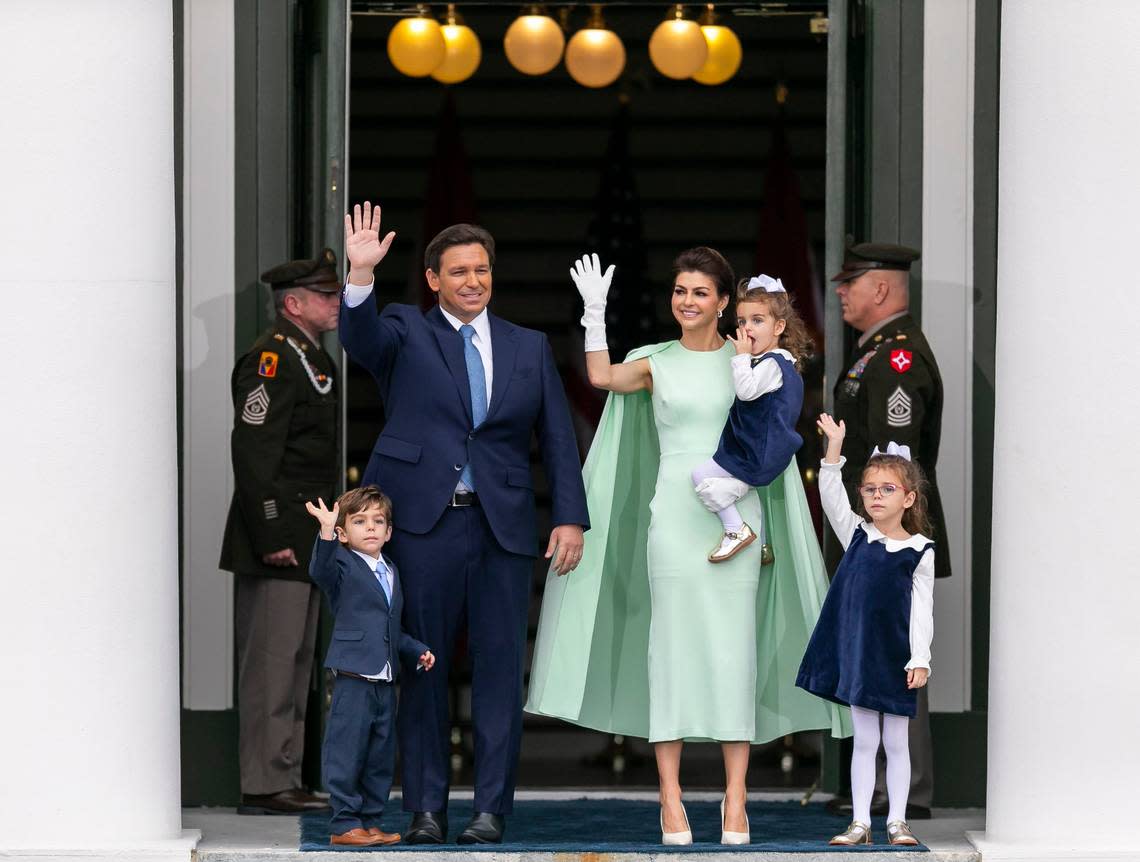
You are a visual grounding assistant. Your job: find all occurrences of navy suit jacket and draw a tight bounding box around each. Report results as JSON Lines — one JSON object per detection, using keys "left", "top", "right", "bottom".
{"left": 309, "top": 537, "right": 429, "bottom": 678}
{"left": 340, "top": 300, "right": 589, "bottom": 557}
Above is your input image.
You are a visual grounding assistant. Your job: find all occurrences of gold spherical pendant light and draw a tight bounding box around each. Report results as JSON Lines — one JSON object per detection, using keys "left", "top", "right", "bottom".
{"left": 504, "top": 5, "right": 565, "bottom": 76}
{"left": 692, "top": 5, "right": 742, "bottom": 85}
{"left": 649, "top": 4, "right": 708, "bottom": 80}
{"left": 432, "top": 5, "right": 482, "bottom": 84}
{"left": 388, "top": 5, "right": 447, "bottom": 78}
{"left": 565, "top": 5, "right": 625, "bottom": 89}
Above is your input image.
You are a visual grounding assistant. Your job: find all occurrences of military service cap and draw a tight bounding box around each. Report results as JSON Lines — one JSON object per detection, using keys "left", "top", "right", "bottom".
{"left": 831, "top": 239, "right": 920, "bottom": 282}
{"left": 260, "top": 248, "right": 340, "bottom": 293}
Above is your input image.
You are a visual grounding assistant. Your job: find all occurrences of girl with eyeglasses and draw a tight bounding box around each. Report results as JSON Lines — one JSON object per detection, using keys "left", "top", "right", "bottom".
{"left": 796, "top": 413, "right": 935, "bottom": 848}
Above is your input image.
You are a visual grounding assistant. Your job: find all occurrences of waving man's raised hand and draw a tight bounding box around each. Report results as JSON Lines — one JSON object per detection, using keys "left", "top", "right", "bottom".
{"left": 344, "top": 201, "right": 396, "bottom": 283}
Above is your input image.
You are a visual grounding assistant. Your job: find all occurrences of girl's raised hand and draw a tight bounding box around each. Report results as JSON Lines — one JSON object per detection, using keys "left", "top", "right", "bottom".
{"left": 726, "top": 326, "right": 752, "bottom": 355}
{"left": 817, "top": 413, "right": 846, "bottom": 442}
{"left": 907, "top": 667, "right": 929, "bottom": 689}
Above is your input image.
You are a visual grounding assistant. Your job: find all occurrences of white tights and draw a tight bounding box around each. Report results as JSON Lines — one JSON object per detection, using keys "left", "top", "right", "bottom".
{"left": 850, "top": 705, "right": 910, "bottom": 824}
{"left": 690, "top": 458, "right": 745, "bottom": 531}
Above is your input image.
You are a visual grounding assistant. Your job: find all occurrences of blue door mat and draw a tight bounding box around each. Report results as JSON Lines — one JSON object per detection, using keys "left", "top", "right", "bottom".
{"left": 300, "top": 799, "right": 927, "bottom": 852}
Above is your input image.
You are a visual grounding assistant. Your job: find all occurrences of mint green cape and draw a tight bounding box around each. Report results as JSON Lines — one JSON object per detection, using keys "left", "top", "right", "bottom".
{"left": 526, "top": 343, "right": 851, "bottom": 743}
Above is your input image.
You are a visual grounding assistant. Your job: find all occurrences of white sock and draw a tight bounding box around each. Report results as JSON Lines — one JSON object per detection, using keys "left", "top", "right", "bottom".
{"left": 881, "top": 712, "right": 911, "bottom": 823}
{"left": 850, "top": 705, "right": 881, "bottom": 826}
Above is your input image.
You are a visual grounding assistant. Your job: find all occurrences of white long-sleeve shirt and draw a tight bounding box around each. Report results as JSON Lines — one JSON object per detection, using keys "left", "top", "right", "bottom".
{"left": 818, "top": 457, "right": 935, "bottom": 672}
{"left": 730, "top": 348, "right": 795, "bottom": 401}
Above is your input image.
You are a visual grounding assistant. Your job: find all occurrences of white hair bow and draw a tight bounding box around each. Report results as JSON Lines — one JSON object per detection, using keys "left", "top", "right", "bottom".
{"left": 871, "top": 442, "right": 912, "bottom": 461}
{"left": 747, "top": 274, "right": 786, "bottom": 293}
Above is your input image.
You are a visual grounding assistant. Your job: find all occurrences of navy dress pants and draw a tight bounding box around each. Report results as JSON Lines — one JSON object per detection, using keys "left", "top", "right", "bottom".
{"left": 322, "top": 675, "right": 397, "bottom": 834}
{"left": 388, "top": 505, "right": 532, "bottom": 815}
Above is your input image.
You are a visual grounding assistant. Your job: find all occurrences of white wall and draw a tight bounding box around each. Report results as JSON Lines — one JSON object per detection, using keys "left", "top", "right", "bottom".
{"left": 182, "top": 0, "right": 237, "bottom": 711}
{"left": 980, "top": 0, "right": 1140, "bottom": 854}
{"left": 0, "top": 2, "right": 193, "bottom": 856}
{"left": 922, "top": 0, "right": 974, "bottom": 713}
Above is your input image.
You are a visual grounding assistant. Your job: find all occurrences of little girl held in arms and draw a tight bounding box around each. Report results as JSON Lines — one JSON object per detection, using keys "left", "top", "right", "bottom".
{"left": 796, "top": 414, "right": 934, "bottom": 847}
{"left": 690, "top": 274, "right": 814, "bottom": 563}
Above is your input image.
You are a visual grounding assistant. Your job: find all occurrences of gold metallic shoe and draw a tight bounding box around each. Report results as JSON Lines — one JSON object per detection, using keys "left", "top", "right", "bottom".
{"left": 708, "top": 523, "right": 757, "bottom": 563}
{"left": 760, "top": 543, "right": 775, "bottom": 566}
{"left": 829, "top": 821, "right": 872, "bottom": 846}
{"left": 886, "top": 820, "right": 919, "bottom": 846}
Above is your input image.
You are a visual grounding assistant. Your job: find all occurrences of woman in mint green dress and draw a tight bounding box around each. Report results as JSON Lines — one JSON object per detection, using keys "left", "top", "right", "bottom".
{"left": 526, "top": 248, "right": 849, "bottom": 845}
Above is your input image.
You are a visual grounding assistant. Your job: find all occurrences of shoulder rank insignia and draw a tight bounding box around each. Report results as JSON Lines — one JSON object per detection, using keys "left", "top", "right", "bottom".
{"left": 258, "top": 351, "right": 279, "bottom": 378}
{"left": 896, "top": 333, "right": 908, "bottom": 341}
{"left": 273, "top": 333, "right": 285, "bottom": 342}
{"left": 887, "top": 385, "right": 913, "bottom": 427}
{"left": 890, "top": 349, "right": 913, "bottom": 373}
{"left": 242, "top": 383, "right": 270, "bottom": 425}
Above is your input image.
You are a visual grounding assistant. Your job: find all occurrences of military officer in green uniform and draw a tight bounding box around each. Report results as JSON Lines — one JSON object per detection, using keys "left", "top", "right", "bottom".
{"left": 829, "top": 240, "right": 950, "bottom": 820}
{"left": 219, "top": 249, "right": 342, "bottom": 814}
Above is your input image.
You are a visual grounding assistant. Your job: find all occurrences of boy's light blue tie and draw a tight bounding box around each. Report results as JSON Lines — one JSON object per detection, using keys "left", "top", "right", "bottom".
{"left": 459, "top": 324, "right": 487, "bottom": 490}
{"left": 375, "top": 562, "right": 392, "bottom": 604}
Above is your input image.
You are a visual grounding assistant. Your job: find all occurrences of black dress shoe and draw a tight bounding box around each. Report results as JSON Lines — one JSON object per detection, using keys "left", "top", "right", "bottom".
{"left": 457, "top": 812, "right": 505, "bottom": 844}
{"left": 237, "top": 788, "right": 330, "bottom": 815}
{"left": 404, "top": 811, "right": 447, "bottom": 844}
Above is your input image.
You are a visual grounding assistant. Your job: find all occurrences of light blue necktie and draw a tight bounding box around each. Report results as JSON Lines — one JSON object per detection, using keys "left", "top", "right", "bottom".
{"left": 375, "top": 561, "right": 392, "bottom": 605}
{"left": 459, "top": 324, "right": 487, "bottom": 490}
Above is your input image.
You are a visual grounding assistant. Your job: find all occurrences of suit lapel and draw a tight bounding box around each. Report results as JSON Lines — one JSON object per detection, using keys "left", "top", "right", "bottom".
{"left": 486, "top": 313, "right": 517, "bottom": 421}
{"left": 426, "top": 305, "right": 473, "bottom": 423}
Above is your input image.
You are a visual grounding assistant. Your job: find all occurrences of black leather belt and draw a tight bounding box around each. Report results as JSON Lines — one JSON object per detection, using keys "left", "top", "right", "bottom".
{"left": 449, "top": 490, "right": 479, "bottom": 508}
{"left": 337, "top": 670, "right": 384, "bottom": 683}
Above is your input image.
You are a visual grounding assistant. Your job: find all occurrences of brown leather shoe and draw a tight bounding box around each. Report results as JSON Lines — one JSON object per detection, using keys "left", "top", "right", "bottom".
{"left": 238, "top": 788, "right": 331, "bottom": 815}
{"left": 366, "top": 828, "right": 402, "bottom": 845}
{"left": 331, "top": 828, "right": 385, "bottom": 846}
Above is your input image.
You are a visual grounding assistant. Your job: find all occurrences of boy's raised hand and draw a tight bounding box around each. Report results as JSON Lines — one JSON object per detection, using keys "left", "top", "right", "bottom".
{"left": 305, "top": 497, "right": 340, "bottom": 540}
{"left": 907, "top": 667, "right": 929, "bottom": 689}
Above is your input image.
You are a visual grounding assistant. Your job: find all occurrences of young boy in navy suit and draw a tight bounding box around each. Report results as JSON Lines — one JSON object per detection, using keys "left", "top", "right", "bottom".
{"left": 306, "top": 487, "right": 435, "bottom": 847}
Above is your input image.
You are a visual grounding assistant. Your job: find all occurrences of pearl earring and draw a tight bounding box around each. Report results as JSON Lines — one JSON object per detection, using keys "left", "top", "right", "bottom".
{"left": 717, "top": 310, "right": 723, "bottom": 318}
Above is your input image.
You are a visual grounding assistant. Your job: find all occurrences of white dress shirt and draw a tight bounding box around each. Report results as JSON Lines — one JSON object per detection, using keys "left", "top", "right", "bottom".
{"left": 818, "top": 457, "right": 935, "bottom": 672}
{"left": 350, "top": 548, "right": 395, "bottom": 681}
{"left": 730, "top": 347, "right": 794, "bottom": 402}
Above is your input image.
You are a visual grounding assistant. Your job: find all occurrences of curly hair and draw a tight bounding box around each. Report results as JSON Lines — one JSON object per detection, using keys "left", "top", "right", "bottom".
{"left": 858, "top": 454, "right": 933, "bottom": 537}
{"left": 733, "top": 282, "right": 815, "bottom": 368}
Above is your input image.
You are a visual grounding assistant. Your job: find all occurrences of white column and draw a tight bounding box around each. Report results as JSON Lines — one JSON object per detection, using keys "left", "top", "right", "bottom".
{"left": 182, "top": 0, "right": 236, "bottom": 710}
{"left": 922, "top": 0, "right": 974, "bottom": 713}
{"left": 0, "top": 4, "right": 196, "bottom": 860}
{"left": 974, "top": 1, "right": 1140, "bottom": 858}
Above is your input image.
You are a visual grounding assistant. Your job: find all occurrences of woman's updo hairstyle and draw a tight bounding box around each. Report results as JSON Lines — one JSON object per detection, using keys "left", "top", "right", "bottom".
{"left": 671, "top": 247, "right": 735, "bottom": 299}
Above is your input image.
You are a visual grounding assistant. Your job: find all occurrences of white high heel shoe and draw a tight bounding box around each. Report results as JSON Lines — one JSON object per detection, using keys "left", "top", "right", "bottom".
{"left": 720, "top": 797, "right": 750, "bottom": 845}
{"left": 660, "top": 801, "right": 692, "bottom": 846}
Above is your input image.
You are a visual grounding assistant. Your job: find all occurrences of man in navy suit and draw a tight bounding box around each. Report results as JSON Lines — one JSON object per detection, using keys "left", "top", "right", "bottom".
{"left": 339, "top": 202, "right": 590, "bottom": 845}
{"left": 307, "top": 487, "right": 435, "bottom": 847}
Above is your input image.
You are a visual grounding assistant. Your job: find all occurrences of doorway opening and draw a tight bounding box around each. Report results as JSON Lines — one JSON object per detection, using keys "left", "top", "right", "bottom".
{"left": 344, "top": 1, "right": 830, "bottom": 791}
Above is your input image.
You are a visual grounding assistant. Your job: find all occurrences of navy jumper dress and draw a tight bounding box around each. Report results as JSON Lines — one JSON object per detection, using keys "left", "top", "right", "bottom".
{"left": 796, "top": 528, "right": 934, "bottom": 717}
{"left": 713, "top": 351, "right": 803, "bottom": 487}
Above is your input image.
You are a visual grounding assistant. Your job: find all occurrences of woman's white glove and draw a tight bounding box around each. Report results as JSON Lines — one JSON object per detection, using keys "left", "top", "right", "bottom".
{"left": 570, "top": 253, "right": 615, "bottom": 352}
